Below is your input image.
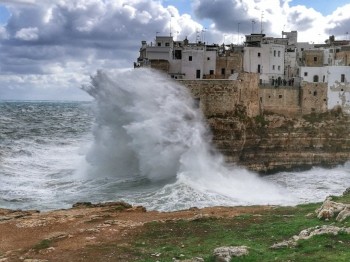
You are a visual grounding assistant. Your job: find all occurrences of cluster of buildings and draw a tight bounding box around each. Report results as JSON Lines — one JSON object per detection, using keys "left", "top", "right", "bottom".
{"left": 135, "top": 31, "right": 350, "bottom": 115}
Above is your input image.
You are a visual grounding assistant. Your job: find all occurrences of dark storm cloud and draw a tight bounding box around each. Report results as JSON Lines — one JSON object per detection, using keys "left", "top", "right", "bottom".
{"left": 193, "top": 0, "right": 273, "bottom": 35}
{"left": 0, "top": 1, "right": 173, "bottom": 75}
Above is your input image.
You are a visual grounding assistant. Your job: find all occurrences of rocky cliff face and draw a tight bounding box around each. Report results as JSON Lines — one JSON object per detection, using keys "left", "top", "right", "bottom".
{"left": 208, "top": 108, "right": 350, "bottom": 173}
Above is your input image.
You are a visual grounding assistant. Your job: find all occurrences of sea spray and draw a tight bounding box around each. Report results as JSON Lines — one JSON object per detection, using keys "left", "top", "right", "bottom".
{"left": 82, "top": 69, "right": 293, "bottom": 209}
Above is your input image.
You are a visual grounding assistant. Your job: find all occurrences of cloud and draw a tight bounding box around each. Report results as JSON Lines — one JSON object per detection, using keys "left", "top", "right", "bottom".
{"left": 15, "top": 27, "right": 39, "bottom": 40}
{"left": 0, "top": 0, "right": 202, "bottom": 100}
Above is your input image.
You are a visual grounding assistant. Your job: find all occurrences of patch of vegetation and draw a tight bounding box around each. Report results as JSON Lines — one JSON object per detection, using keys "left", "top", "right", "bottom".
{"left": 112, "top": 195, "right": 350, "bottom": 261}
{"left": 32, "top": 239, "right": 52, "bottom": 251}
{"left": 254, "top": 114, "right": 269, "bottom": 128}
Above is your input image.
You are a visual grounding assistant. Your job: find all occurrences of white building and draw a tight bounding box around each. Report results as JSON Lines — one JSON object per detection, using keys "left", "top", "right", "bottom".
{"left": 243, "top": 35, "right": 285, "bottom": 85}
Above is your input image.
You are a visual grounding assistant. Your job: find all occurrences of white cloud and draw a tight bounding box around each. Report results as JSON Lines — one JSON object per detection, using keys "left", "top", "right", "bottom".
{"left": 15, "top": 27, "right": 39, "bottom": 41}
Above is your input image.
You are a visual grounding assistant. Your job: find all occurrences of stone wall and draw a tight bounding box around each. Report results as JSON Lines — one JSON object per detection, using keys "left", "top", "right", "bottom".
{"left": 303, "top": 50, "right": 324, "bottom": 67}
{"left": 301, "top": 82, "right": 328, "bottom": 114}
{"left": 149, "top": 59, "right": 169, "bottom": 72}
{"left": 180, "top": 73, "right": 259, "bottom": 117}
{"left": 259, "top": 86, "right": 301, "bottom": 116}
{"left": 215, "top": 52, "right": 243, "bottom": 79}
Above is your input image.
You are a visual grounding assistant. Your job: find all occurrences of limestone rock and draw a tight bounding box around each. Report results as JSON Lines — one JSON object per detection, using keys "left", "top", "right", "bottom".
{"left": 270, "top": 225, "right": 350, "bottom": 249}
{"left": 316, "top": 199, "right": 347, "bottom": 220}
{"left": 336, "top": 206, "right": 350, "bottom": 222}
{"left": 213, "top": 246, "right": 249, "bottom": 262}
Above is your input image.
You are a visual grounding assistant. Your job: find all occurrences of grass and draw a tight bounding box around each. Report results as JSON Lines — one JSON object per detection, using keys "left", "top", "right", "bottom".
{"left": 32, "top": 239, "right": 52, "bottom": 251}
{"left": 120, "top": 195, "right": 350, "bottom": 261}
{"left": 77, "top": 193, "right": 350, "bottom": 261}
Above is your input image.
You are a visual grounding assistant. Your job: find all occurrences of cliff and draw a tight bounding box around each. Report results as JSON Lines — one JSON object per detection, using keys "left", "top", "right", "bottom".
{"left": 209, "top": 108, "right": 350, "bottom": 173}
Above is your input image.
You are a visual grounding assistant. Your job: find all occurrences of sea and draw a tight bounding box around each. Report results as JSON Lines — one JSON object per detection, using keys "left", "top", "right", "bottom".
{"left": 1, "top": 69, "right": 350, "bottom": 212}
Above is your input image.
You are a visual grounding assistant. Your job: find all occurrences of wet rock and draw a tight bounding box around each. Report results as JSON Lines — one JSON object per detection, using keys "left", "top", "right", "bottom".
{"left": 343, "top": 187, "right": 350, "bottom": 196}
{"left": 213, "top": 246, "right": 249, "bottom": 262}
{"left": 72, "top": 201, "right": 132, "bottom": 209}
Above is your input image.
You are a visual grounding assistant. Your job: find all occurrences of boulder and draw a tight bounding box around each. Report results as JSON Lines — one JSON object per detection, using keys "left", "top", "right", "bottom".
{"left": 213, "top": 246, "right": 249, "bottom": 262}
{"left": 336, "top": 206, "right": 350, "bottom": 222}
{"left": 316, "top": 199, "right": 347, "bottom": 220}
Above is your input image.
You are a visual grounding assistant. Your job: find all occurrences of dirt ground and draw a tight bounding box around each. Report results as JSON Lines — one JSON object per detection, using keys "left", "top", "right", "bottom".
{"left": 0, "top": 202, "right": 271, "bottom": 262}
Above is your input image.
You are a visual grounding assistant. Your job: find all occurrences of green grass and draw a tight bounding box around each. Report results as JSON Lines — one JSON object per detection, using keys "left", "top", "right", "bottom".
{"left": 32, "top": 239, "right": 52, "bottom": 251}
{"left": 120, "top": 195, "right": 350, "bottom": 261}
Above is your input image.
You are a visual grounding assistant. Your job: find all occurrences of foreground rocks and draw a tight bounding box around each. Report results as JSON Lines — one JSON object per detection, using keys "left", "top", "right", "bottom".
{"left": 270, "top": 225, "right": 350, "bottom": 249}
{"left": 213, "top": 246, "right": 249, "bottom": 261}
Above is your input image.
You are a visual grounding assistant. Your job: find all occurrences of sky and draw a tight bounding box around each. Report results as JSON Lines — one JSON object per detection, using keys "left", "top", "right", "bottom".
{"left": 0, "top": 0, "right": 349, "bottom": 101}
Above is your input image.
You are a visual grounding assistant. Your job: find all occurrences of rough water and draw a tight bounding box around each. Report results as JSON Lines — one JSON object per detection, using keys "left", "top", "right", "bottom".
{"left": 1, "top": 69, "right": 350, "bottom": 211}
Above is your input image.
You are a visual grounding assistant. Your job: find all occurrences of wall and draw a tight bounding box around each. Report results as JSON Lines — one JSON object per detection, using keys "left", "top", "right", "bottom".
{"left": 301, "top": 82, "right": 328, "bottom": 114}
{"left": 215, "top": 51, "right": 243, "bottom": 79}
{"left": 303, "top": 50, "right": 324, "bottom": 67}
{"left": 328, "top": 66, "right": 350, "bottom": 113}
{"left": 180, "top": 73, "right": 260, "bottom": 117}
{"left": 300, "top": 66, "right": 327, "bottom": 83}
{"left": 259, "top": 86, "right": 301, "bottom": 116}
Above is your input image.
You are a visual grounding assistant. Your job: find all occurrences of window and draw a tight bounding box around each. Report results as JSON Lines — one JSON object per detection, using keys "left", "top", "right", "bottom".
{"left": 274, "top": 50, "right": 276, "bottom": 57}
{"left": 157, "top": 42, "right": 161, "bottom": 46}
{"left": 258, "top": 64, "right": 261, "bottom": 73}
{"left": 304, "top": 72, "right": 308, "bottom": 77}
{"left": 221, "top": 68, "right": 225, "bottom": 75}
{"left": 165, "top": 43, "right": 170, "bottom": 47}
{"left": 174, "top": 50, "right": 182, "bottom": 59}
{"left": 279, "top": 95, "right": 283, "bottom": 98}
{"left": 323, "top": 75, "right": 325, "bottom": 82}
{"left": 258, "top": 52, "right": 261, "bottom": 57}
{"left": 272, "top": 65, "right": 275, "bottom": 70}
{"left": 231, "top": 69, "right": 234, "bottom": 74}
{"left": 314, "top": 57, "right": 318, "bottom": 62}
{"left": 341, "top": 74, "right": 345, "bottom": 82}
{"left": 278, "top": 51, "right": 281, "bottom": 57}
{"left": 313, "top": 75, "right": 319, "bottom": 82}
{"left": 278, "top": 65, "right": 281, "bottom": 71}
{"left": 207, "top": 57, "right": 210, "bottom": 60}
{"left": 209, "top": 70, "right": 214, "bottom": 75}
{"left": 196, "top": 70, "right": 201, "bottom": 79}
{"left": 313, "top": 91, "right": 317, "bottom": 96}
{"left": 301, "top": 48, "right": 304, "bottom": 51}
{"left": 189, "top": 56, "right": 192, "bottom": 61}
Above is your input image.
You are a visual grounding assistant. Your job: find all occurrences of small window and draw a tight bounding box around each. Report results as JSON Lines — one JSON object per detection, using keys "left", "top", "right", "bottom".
{"left": 314, "top": 57, "right": 317, "bottom": 62}
{"left": 221, "top": 68, "right": 225, "bottom": 75}
{"left": 301, "top": 48, "right": 304, "bottom": 51}
{"left": 278, "top": 51, "right": 281, "bottom": 57}
{"left": 272, "top": 65, "right": 275, "bottom": 70}
{"left": 313, "top": 91, "right": 317, "bottom": 96}
{"left": 189, "top": 56, "right": 192, "bottom": 61}
{"left": 207, "top": 57, "right": 210, "bottom": 60}
{"left": 157, "top": 42, "right": 161, "bottom": 46}
{"left": 274, "top": 50, "right": 276, "bottom": 57}
{"left": 209, "top": 70, "right": 214, "bottom": 75}
{"left": 313, "top": 75, "right": 319, "bottom": 82}
{"left": 165, "top": 42, "right": 170, "bottom": 47}
{"left": 231, "top": 69, "right": 234, "bottom": 74}
{"left": 258, "top": 52, "right": 261, "bottom": 57}
{"left": 279, "top": 95, "right": 283, "bottom": 98}
{"left": 341, "top": 74, "right": 345, "bottom": 82}
{"left": 304, "top": 72, "right": 308, "bottom": 77}
{"left": 278, "top": 65, "right": 281, "bottom": 71}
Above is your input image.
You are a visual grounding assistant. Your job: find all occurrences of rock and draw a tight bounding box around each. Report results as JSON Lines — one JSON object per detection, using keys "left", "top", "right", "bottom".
{"left": 336, "top": 206, "right": 350, "bottom": 222}
{"left": 343, "top": 187, "right": 350, "bottom": 196}
{"left": 316, "top": 199, "right": 347, "bottom": 220}
{"left": 270, "top": 225, "right": 350, "bottom": 249}
{"left": 44, "top": 232, "right": 68, "bottom": 241}
{"left": 213, "top": 246, "right": 249, "bottom": 262}
{"left": 0, "top": 258, "right": 8, "bottom": 262}
{"left": 175, "top": 258, "right": 204, "bottom": 262}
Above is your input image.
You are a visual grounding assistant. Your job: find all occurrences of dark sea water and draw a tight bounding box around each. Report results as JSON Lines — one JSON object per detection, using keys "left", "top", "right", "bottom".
{"left": 1, "top": 70, "right": 350, "bottom": 211}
